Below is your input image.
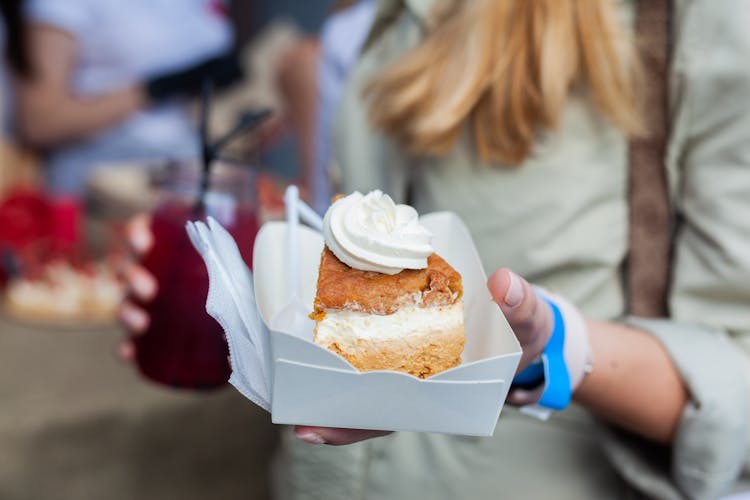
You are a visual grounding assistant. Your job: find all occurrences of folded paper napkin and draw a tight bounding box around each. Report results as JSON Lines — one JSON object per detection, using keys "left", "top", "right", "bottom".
{"left": 187, "top": 217, "right": 272, "bottom": 411}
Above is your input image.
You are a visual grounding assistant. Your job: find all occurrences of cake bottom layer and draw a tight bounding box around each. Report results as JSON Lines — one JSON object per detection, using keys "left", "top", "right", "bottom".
{"left": 313, "top": 303, "right": 465, "bottom": 378}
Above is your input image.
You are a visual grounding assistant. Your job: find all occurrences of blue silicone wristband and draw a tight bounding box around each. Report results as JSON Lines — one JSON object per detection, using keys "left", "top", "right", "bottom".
{"left": 512, "top": 297, "right": 572, "bottom": 410}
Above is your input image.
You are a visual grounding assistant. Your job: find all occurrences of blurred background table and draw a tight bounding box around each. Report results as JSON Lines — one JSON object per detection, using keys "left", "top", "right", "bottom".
{"left": 0, "top": 2, "right": 341, "bottom": 497}
{"left": 0, "top": 315, "right": 278, "bottom": 500}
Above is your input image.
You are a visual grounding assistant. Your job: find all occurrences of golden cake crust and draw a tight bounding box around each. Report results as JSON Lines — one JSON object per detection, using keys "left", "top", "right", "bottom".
{"left": 312, "top": 247, "right": 463, "bottom": 316}
{"left": 317, "top": 324, "right": 465, "bottom": 379}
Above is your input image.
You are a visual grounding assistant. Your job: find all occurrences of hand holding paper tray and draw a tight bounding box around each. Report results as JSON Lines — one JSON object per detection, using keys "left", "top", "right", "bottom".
{"left": 187, "top": 212, "right": 522, "bottom": 436}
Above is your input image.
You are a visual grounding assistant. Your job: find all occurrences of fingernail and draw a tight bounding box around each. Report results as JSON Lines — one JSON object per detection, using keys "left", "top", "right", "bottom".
{"left": 134, "top": 273, "right": 156, "bottom": 300}
{"left": 504, "top": 272, "right": 524, "bottom": 308}
{"left": 117, "top": 341, "right": 136, "bottom": 362}
{"left": 509, "top": 389, "right": 529, "bottom": 401}
{"left": 131, "top": 229, "right": 153, "bottom": 255}
{"left": 121, "top": 305, "right": 148, "bottom": 332}
{"left": 296, "top": 431, "right": 326, "bottom": 444}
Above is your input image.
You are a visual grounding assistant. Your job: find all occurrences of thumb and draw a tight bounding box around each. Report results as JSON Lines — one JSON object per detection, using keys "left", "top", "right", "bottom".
{"left": 294, "top": 426, "right": 392, "bottom": 446}
{"left": 487, "top": 268, "right": 553, "bottom": 371}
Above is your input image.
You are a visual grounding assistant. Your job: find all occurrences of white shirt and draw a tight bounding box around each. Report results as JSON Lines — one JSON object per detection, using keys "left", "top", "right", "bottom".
{"left": 25, "top": 0, "right": 233, "bottom": 193}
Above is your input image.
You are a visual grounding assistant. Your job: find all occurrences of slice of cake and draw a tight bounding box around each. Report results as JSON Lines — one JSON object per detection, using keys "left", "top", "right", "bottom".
{"left": 311, "top": 190, "right": 464, "bottom": 378}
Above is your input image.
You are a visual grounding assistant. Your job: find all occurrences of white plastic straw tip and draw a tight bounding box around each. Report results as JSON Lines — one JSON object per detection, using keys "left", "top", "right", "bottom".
{"left": 285, "top": 185, "right": 299, "bottom": 203}
{"left": 298, "top": 200, "right": 323, "bottom": 231}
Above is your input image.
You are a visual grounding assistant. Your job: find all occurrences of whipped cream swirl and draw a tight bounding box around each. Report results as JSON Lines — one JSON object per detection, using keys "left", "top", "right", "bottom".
{"left": 322, "top": 190, "right": 433, "bottom": 274}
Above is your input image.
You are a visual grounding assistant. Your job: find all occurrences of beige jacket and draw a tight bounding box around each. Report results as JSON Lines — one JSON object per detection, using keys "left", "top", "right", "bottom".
{"left": 281, "top": 1, "right": 750, "bottom": 498}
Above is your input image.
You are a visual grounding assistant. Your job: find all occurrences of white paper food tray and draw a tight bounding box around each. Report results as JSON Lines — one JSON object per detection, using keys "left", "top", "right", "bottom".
{"left": 252, "top": 212, "right": 521, "bottom": 436}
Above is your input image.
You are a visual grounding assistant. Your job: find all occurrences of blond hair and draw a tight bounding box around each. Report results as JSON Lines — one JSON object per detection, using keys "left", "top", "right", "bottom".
{"left": 365, "top": 0, "right": 643, "bottom": 165}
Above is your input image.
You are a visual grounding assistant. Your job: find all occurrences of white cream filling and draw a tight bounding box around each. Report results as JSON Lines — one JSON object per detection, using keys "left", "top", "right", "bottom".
{"left": 314, "top": 301, "right": 463, "bottom": 343}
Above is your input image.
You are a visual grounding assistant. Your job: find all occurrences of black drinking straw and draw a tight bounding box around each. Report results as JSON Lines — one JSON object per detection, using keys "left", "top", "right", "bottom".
{"left": 193, "top": 78, "right": 272, "bottom": 213}
{"left": 195, "top": 78, "right": 214, "bottom": 213}
{"left": 212, "top": 109, "right": 272, "bottom": 157}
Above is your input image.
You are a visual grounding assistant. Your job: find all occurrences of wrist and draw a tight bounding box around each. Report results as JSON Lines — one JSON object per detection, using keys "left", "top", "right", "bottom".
{"left": 555, "top": 294, "right": 592, "bottom": 392}
{"left": 126, "top": 86, "right": 148, "bottom": 111}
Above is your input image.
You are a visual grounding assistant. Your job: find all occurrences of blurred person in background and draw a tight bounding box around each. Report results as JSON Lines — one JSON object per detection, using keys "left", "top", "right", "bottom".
{"left": 121, "top": 0, "right": 750, "bottom": 499}
{"left": 0, "top": 0, "right": 240, "bottom": 195}
{"left": 310, "top": 0, "right": 375, "bottom": 213}
{"left": 0, "top": 9, "right": 39, "bottom": 200}
{"left": 0, "top": 11, "right": 7, "bottom": 132}
{"left": 275, "top": 0, "right": 376, "bottom": 213}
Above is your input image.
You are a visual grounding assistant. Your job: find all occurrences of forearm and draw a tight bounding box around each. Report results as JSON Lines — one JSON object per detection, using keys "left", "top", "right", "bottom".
{"left": 17, "top": 85, "right": 145, "bottom": 147}
{"left": 573, "top": 319, "right": 688, "bottom": 444}
{"left": 15, "top": 23, "right": 147, "bottom": 148}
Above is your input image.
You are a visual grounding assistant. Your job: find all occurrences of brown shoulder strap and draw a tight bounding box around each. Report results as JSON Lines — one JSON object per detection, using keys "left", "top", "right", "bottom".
{"left": 627, "top": 0, "right": 673, "bottom": 317}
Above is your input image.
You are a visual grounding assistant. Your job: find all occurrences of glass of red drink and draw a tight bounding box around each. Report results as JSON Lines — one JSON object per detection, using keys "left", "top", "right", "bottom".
{"left": 134, "top": 161, "right": 259, "bottom": 390}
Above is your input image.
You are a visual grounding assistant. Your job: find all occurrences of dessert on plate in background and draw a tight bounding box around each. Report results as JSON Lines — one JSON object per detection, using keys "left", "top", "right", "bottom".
{"left": 0, "top": 188, "right": 124, "bottom": 327}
